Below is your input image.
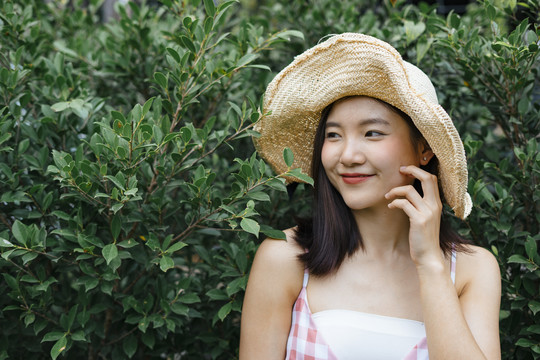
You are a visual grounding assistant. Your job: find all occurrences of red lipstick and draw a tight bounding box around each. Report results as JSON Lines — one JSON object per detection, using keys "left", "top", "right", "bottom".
{"left": 340, "top": 173, "right": 373, "bottom": 184}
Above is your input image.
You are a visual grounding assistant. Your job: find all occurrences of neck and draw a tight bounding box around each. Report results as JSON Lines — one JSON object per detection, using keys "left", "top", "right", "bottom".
{"left": 352, "top": 205, "right": 411, "bottom": 259}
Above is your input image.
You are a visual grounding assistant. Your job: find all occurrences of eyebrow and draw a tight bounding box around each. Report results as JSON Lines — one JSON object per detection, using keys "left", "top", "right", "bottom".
{"left": 325, "top": 118, "right": 391, "bottom": 127}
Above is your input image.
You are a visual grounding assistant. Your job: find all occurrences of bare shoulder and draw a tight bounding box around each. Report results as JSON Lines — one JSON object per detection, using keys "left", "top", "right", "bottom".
{"left": 457, "top": 244, "right": 499, "bottom": 270}
{"left": 251, "top": 228, "right": 305, "bottom": 295}
{"left": 240, "top": 228, "right": 305, "bottom": 357}
{"left": 456, "top": 244, "right": 501, "bottom": 294}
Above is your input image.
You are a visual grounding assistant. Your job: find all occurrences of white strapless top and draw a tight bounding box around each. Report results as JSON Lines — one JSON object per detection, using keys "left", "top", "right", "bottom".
{"left": 312, "top": 309, "right": 426, "bottom": 360}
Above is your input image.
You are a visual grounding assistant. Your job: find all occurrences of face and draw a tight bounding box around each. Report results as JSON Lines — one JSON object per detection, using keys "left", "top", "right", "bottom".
{"left": 321, "top": 96, "right": 424, "bottom": 211}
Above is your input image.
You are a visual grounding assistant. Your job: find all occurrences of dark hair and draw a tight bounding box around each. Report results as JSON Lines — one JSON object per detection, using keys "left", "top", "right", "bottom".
{"left": 293, "top": 96, "right": 470, "bottom": 276}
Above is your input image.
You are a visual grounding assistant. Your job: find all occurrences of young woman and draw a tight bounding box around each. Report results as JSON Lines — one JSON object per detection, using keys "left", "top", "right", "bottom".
{"left": 240, "top": 33, "right": 501, "bottom": 359}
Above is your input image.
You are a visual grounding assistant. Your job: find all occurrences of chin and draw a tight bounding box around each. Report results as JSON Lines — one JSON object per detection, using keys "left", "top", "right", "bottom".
{"left": 341, "top": 197, "right": 378, "bottom": 211}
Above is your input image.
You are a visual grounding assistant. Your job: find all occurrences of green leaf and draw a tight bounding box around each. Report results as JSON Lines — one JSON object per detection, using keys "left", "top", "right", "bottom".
{"left": 18, "top": 138, "right": 30, "bottom": 154}
{"left": 0, "top": 238, "right": 14, "bottom": 247}
{"left": 166, "top": 241, "right": 187, "bottom": 254}
{"left": 53, "top": 40, "right": 78, "bottom": 58}
{"left": 217, "top": 302, "right": 232, "bottom": 321}
{"left": 525, "top": 236, "right": 538, "bottom": 260}
{"left": 179, "top": 35, "right": 196, "bottom": 53}
{"left": 159, "top": 256, "right": 174, "bottom": 272}
{"left": 166, "top": 48, "right": 181, "bottom": 63}
{"left": 102, "top": 244, "right": 118, "bottom": 265}
{"left": 67, "top": 305, "right": 78, "bottom": 331}
{"left": 240, "top": 218, "right": 260, "bottom": 237}
{"left": 237, "top": 53, "right": 258, "bottom": 68}
{"left": 416, "top": 38, "right": 433, "bottom": 63}
{"left": 226, "top": 276, "right": 247, "bottom": 296}
{"left": 518, "top": 97, "right": 530, "bottom": 114}
{"left": 203, "top": 0, "right": 216, "bottom": 17}
{"left": 111, "top": 216, "right": 121, "bottom": 241}
{"left": 24, "top": 312, "right": 35, "bottom": 327}
{"left": 448, "top": 12, "right": 460, "bottom": 29}
{"left": 142, "top": 97, "right": 154, "bottom": 116}
{"left": 154, "top": 72, "right": 168, "bottom": 90}
{"left": 260, "top": 227, "right": 287, "bottom": 240}
{"left": 507, "top": 254, "right": 529, "bottom": 264}
{"left": 104, "top": 175, "right": 125, "bottom": 191}
{"left": 3, "top": 273, "right": 18, "bottom": 291}
{"left": 138, "top": 317, "right": 149, "bottom": 333}
{"left": 71, "top": 330, "right": 86, "bottom": 342}
{"left": 123, "top": 334, "right": 137, "bottom": 358}
{"left": 283, "top": 147, "right": 294, "bottom": 167}
{"left": 51, "top": 102, "right": 70, "bottom": 112}
{"left": 486, "top": 4, "right": 496, "bottom": 20}
{"left": 529, "top": 301, "right": 540, "bottom": 315}
{"left": 51, "top": 210, "right": 72, "bottom": 221}
{"left": 276, "top": 30, "right": 304, "bottom": 40}
{"left": 218, "top": 0, "right": 238, "bottom": 13}
{"left": 12, "top": 220, "right": 27, "bottom": 247}
{"left": 0, "top": 132, "right": 11, "bottom": 146}
{"left": 82, "top": 276, "right": 99, "bottom": 292}
{"left": 206, "top": 289, "right": 229, "bottom": 301}
{"left": 246, "top": 64, "right": 271, "bottom": 71}
{"left": 286, "top": 168, "right": 314, "bottom": 185}
{"left": 204, "top": 17, "right": 214, "bottom": 34}
{"left": 179, "top": 293, "right": 200, "bottom": 304}
{"left": 170, "top": 302, "right": 189, "bottom": 316}
{"left": 117, "top": 239, "right": 138, "bottom": 248}
{"left": 111, "top": 203, "right": 124, "bottom": 214}
{"left": 404, "top": 20, "right": 425, "bottom": 44}
{"left": 248, "top": 191, "right": 270, "bottom": 202}
{"left": 50, "top": 336, "right": 67, "bottom": 360}
{"left": 516, "top": 338, "right": 537, "bottom": 347}
{"left": 42, "top": 332, "right": 65, "bottom": 342}
{"left": 525, "top": 325, "right": 540, "bottom": 335}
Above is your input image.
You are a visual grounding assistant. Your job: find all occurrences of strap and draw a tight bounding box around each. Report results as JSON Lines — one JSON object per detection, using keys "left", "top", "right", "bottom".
{"left": 450, "top": 248, "right": 457, "bottom": 284}
{"left": 302, "top": 268, "right": 309, "bottom": 288}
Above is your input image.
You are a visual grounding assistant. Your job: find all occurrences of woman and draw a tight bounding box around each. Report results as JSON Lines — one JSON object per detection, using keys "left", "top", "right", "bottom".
{"left": 240, "top": 33, "right": 501, "bottom": 359}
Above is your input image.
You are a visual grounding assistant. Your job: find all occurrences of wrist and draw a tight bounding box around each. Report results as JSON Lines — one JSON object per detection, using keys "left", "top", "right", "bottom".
{"left": 414, "top": 255, "right": 446, "bottom": 276}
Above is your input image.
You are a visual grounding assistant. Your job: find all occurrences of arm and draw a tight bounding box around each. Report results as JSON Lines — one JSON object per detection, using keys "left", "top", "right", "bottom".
{"left": 386, "top": 165, "right": 501, "bottom": 359}
{"left": 416, "top": 246, "right": 501, "bottom": 360}
{"left": 239, "top": 232, "right": 304, "bottom": 360}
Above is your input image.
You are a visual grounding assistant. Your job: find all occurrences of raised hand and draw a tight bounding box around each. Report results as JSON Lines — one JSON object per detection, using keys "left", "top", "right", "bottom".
{"left": 385, "top": 165, "right": 443, "bottom": 268}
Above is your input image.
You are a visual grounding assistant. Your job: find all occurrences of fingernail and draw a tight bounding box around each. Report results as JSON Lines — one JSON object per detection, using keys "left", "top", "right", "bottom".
{"left": 400, "top": 166, "right": 406, "bottom": 171}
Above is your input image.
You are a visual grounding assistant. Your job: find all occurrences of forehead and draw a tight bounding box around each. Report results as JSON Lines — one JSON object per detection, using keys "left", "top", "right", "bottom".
{"left": 326, "top": 96, "right": 407, "bottom": 127}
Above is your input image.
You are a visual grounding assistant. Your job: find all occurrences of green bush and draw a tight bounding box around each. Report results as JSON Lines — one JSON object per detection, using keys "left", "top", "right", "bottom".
{"left": 0, "top": 0, "right": 538, "bottom": 359}
{"left": 0, "top": 0, "right": 309, "bottom": 358}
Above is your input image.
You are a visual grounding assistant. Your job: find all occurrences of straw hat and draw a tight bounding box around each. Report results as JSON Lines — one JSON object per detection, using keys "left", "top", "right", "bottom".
{"left": 253, "top": 33, "right": 472, "bottom": 219}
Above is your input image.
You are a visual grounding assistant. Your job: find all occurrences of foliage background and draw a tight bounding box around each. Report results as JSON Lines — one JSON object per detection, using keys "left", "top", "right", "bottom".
{"left": 0, "top": 0, "right": 538, "bottom": 359}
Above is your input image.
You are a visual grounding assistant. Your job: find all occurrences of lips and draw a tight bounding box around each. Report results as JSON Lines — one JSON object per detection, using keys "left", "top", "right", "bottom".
{"left": 340, "top": 173, "right": 374, "bottom": 184}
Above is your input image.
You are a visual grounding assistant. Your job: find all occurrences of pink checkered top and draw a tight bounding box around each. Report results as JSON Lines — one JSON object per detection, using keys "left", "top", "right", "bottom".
{"left": 285, "top": 250, "right": 457, "bottom": 359}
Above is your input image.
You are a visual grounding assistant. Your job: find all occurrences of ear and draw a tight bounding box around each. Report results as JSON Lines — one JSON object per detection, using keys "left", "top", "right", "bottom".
{"left": 419, "top": 141, "right": 434, "bottom": 166}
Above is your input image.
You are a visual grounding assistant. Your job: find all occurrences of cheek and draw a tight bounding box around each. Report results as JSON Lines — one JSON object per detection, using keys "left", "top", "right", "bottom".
{"left": 320, "top": 142, "right": 333, "bottom": 170}
{"left": 383, "top": 138, "right": 420, "bottom": 165}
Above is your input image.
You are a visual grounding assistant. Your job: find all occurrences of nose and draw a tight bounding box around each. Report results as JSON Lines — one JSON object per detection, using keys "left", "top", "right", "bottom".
{"left": 339, "top": 138, "right": 366, "bottom": 166}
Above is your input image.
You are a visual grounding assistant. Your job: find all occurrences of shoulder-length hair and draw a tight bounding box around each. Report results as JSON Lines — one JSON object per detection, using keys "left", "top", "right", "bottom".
{"left": 293, "top": 97, "right": 470, "bottom": 276}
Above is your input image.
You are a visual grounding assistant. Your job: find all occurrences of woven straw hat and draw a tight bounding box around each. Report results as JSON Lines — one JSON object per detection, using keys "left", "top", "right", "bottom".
{"left": 253, "top": 33, "right": 472, "bottom": 219}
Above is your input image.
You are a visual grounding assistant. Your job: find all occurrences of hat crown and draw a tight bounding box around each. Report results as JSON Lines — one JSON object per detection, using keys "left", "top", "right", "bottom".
{"left": 403, "top": 61, "right": 439, "bottom": 105}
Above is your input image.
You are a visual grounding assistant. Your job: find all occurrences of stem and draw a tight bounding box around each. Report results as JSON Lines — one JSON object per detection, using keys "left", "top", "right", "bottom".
{"left": 103, "top": 326, "right": 138, "bottom": 346}
{"left": 0, "top": 212, "right": 12, "bottom": 230}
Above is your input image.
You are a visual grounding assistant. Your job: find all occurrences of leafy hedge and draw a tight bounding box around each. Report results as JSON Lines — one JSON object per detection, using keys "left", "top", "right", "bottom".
{"left": 0, "top": 0, "right": 538, "bottom": 359}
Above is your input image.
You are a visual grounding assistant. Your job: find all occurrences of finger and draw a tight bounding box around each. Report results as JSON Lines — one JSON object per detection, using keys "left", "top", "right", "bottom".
{"left": 399, "top": 165, "right": 441, "bottom": 205}
{"left": 385, "top": 185, "right": 426, "bottom": 211}
{"left": 387, "top": 198, "right": 421, "bottom": 218}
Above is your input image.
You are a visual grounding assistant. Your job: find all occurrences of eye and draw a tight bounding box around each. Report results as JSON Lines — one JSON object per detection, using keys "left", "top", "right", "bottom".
{"left": 325, "top": 131, "right": 341, "bottom": 139}
{"left": 365, "top": 130, "right": 385, "bottom": 137}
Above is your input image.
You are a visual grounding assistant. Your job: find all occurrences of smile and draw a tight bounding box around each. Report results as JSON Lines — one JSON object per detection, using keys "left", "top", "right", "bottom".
{"left": 340, "top": 173, "right": 374, "bottom": 184}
